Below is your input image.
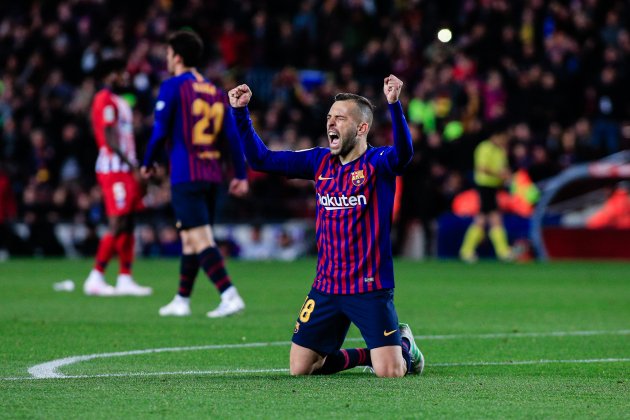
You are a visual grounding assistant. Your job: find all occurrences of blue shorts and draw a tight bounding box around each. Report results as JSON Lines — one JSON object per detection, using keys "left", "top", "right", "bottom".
{"left": 291, "top": 287, "right": 401, "bottom": 355}
{"left": 170, "top": 182, "right": 218, "bottom": 230}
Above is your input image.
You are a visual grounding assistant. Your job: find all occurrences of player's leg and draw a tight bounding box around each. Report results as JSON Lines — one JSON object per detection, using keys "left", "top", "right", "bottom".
{"left": 107, "top": 175, "right": 151, "bottom": 296}
{"left": 84, "top": 174, "right": 117, "bottom": 295}
{"left": 460, "top": 213, "right": 485, "bottom": 262}
{"left": 196, "top": 183, "right": 244, "bottom": 318}
{"left": 289, "top": 343, "right": 325, "bottom": 375}
{"left": 290, "top": 288, "right": 360, "bottom": 375}
{"left": 165, "top": 182, "right": 244, "bottom": 317}
{"left": 488, "top": 210, "right": 511, "bottom": 261}
{"left": 93, "top": 226, "right": 116, "bottom": 275}
{"left": 369, "top": 346, "right": 407, "bottom": 377}
{"left": 84, "top": 216, "right": 117, "bottom": 296}
{"left": 185, "top": 225, "right": 244, "bottom": 317}
{"left": 113, "top": 213, "right": 152, "bottom": 296}
{"left": 311, "top": 347, "right": 372, "bottom": 375}
{"left": 347, "top": 289, "right": 423, "bottom": 377}
{"left": 159, "top": 229, "right": 198, "bottom": 316}
{"left": 460, "top": 186, "right": 495, "bottom": 262}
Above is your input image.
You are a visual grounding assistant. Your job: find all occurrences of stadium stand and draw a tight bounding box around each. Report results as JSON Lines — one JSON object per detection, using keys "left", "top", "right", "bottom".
{"left": 0, "top": 0, "right": 628, "bottom": 258}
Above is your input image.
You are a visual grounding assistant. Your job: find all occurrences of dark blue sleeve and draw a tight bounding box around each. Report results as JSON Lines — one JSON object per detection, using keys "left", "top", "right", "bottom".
{"left": 142, "top": 81, "right": 175, "bottom": 168}
{"left": 222, "top": 102, "right": 247, "bottom": 179}
{"left": 232, "top": 106, "right": 323, "bottom": 180}
{"left": 379, "top": 101, "right": 414, "bottom": 175}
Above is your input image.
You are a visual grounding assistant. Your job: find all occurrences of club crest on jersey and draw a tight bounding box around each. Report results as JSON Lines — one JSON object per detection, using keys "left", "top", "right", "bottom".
{"left": 351, "top": 170, "right": 366, "bottom": 186}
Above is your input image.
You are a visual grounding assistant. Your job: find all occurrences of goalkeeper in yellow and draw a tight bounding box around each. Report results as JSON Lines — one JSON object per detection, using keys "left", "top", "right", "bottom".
{"left": 460, "top": 125, "right": 512, "bottom": 262}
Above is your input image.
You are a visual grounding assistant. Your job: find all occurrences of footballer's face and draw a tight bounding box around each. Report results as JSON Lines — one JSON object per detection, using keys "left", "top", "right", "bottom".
{"left": 326, "top": 101, "right": 363, "bottom": 157}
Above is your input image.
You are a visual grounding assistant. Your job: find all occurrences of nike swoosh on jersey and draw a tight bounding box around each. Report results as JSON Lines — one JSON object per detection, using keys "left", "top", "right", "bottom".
{"left": 384, "top": 329, "right": 397, "bottom": 336}
{"left": 318, "top": 175, "right": 334, "bottom": 180}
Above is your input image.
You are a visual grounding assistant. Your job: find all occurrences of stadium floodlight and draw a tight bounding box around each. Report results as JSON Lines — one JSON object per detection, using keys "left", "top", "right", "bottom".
{"left": 437, "top": 28, "right": 452, "bottom": 43}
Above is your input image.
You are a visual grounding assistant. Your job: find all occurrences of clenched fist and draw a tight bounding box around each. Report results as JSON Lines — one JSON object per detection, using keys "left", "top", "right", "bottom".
{"left": 383, "top": 75, "right": 403, "bottom": 104}
{"left": 228, "top": 84, "right": 253, "bottom": 108}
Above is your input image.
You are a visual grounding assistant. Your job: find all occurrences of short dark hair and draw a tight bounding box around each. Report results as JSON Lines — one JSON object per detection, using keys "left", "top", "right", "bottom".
{"left": 168, "top": 30, "right": 204, "bottom": 67}
{"left": 96, "top": 57, "right": 126, "bottom": 80}
{"left": 334, "top": 93, "right": 375, "bottom": 126}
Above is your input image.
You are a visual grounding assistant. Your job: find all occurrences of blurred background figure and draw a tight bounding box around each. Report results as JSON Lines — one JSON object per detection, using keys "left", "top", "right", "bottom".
{"left": 460, "top": 124, "right": 512, "bottom": 262}
{"left": 83, "top": 58, "right": 152, "bottom": 297}
{"left": 141, "top": 31, "right": 248, "bottom": 318}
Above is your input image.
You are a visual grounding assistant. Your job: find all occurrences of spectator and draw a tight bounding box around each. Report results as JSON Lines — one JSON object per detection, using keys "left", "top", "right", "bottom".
{"left": 0, "top": 0, "right": 626, "bottom": 258}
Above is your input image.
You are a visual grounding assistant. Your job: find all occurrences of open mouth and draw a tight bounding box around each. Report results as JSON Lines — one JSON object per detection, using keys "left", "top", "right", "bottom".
{"left": 328, "top": 131, "right": 340, "bottom": 147}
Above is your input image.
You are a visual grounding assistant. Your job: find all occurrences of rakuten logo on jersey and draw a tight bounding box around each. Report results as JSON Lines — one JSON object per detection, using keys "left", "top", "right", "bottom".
{"left": 318, "top": 193, "right": 367, "bottom": 210}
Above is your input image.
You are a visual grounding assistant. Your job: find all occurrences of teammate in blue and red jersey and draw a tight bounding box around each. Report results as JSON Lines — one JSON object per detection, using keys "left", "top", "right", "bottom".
{"left": 141, "top": 30, "right": 249, "bottom": 318}
{"left": 229, "top": 75, "right": 424, "bottom": 377}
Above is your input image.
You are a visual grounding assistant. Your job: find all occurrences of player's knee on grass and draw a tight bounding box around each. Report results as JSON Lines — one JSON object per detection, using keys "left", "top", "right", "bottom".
{"left": 289, "top": 343, "right": 324, "bottom": 375}
{"left": 371, "top": 361, "right": 406, "bottom": 378}
{"left": 289, "top": 354, "right": 326, "bottom": 375}
{"left": 370, "top": 347, "right": 407, "bottom": 378}
{"left": 289, "top": 359, "right": 317, "bottom": 376}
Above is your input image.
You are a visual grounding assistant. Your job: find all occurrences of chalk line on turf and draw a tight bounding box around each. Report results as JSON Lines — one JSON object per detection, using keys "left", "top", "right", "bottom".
{"left": 3, "top": 358, "right": 629, "bottom": 381}
{"left": 2, "top": 329, "right": 627, "bottom": 380}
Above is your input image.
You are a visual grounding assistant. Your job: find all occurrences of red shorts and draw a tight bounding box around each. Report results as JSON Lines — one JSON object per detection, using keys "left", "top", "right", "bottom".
{"left": 97, "top": 172, "right": 143, "bottom": 217}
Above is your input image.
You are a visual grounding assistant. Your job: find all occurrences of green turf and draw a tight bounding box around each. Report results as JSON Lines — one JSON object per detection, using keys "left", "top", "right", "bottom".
{"left": 0, "top": 258, "right": 628, "bottom": 418}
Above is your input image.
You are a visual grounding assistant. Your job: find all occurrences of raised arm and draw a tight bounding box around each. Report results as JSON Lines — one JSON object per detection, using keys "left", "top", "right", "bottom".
{"left": 221, "top": 96, "right": 249, "bottom": 197}
{"left": 228, "top": 84, "right": 321, "bottom": 180}
{"left": 382, "top": 75, "right": 413, "bottom": 174}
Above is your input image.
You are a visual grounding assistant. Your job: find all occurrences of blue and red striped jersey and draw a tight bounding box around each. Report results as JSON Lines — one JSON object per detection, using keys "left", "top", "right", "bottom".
{"left": 233, "top": 102, "right": 413, "bottom": 294}
{"left": 143, "top": 71, "right": 246, "bottom": 185}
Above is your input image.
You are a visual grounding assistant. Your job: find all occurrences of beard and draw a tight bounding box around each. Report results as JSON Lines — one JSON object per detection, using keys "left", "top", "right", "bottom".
{"left": 330, "top": 129, "right": 358, "bottom": 158}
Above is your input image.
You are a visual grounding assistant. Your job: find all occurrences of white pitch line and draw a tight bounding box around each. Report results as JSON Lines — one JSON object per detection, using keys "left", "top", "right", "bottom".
{"left": 431, "top": 358, "right": 630, "bottom": 367}
{"left": 414, "top": 329, "right": 630, "bottom": 340}
{"left": 27, "top": 341, "right": 286, "bottom": 379}
{"left": 4, "top": 358, "right": 630, "bottom": 381}
{"left": 18, "top": 329, "right": 630, "bottom": 380}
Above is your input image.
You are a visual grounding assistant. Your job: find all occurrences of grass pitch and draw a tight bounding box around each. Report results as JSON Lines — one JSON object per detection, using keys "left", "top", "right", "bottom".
{"left": 0, "top": 258, "right": 628, "bottom": 418}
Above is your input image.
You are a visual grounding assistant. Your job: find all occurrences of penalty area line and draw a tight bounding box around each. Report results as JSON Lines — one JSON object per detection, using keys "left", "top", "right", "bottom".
{"left": 2, "top": 358, "right": 630, "bottom": 381}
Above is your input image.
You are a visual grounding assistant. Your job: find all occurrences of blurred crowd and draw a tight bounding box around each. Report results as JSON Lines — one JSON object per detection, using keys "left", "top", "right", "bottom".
{"left": 0, "top": 0, "right": 629, "bottom": 257}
